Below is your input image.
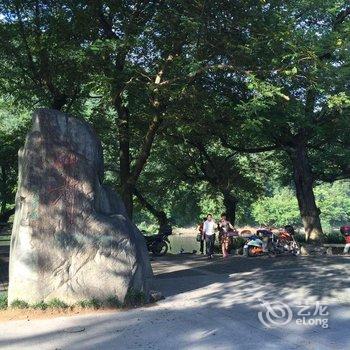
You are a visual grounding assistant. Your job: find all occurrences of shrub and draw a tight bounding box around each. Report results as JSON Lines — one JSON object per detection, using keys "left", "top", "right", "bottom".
{"left": 46, "top": 298, "right": 68, "bottom": 309}
{"left": 77, "top": 298, "right": 102, "bottom": 309}
{"left": 0, "top": 293, "right": 7, "bottom": 310}
{"left": 105, "top": 296, "right": 122, "bottom": 308}
{"left": 32, "top": 301, "right": 48, "bottom": 310}
{"left": 323, "top": 232, "right": 345, "bottom": 244}
{"left": 123, "top": 289, "right": 146, "bottom": 307}
{"left": 11, "top": 299, "right": 29, "bottom": 309}
{"left": 252, "top": 187, "right": 301, "bottom": 227}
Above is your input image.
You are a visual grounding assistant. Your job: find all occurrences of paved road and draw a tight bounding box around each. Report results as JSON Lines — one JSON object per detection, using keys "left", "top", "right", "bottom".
{"left": 0, "top": 255, "right": 349, "bottom": 350}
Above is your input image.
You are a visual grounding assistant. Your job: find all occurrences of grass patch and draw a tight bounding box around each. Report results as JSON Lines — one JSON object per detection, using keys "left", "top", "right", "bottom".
{"left": 0, "top": 291, "right": 148, "bottom": 312}
{"left": 0, "top": 293, "right": 7, "bottom": 310}
{"left": 77, "top": 298, "right": 102, "bottom": 309}
{"left": 11, "top": 299, "right": 29, "bottom": 309}
{"left": 123, "top": 289, "right": 146, "bottom": 307}
{"left": 46, "top": 298, "right": 68, "bottom": 309}
{"left": 32, "top": 301, "right": 49, "bottom": 310}
{"left": 105, "top": 295, "right": 122, "bottom": 308}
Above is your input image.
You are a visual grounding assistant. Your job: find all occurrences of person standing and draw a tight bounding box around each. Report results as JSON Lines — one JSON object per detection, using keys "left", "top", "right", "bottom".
{"left": 203, "top": 214, "right": 216, "bottom": 259}
{"left": 218, "top": 213, "right": 234, "bottom": 258}
{"left": 340, "top": 225, "right": 350, "bottom": 254}
{"left": 196, "top": 217, "right": 207, "bottom": 254}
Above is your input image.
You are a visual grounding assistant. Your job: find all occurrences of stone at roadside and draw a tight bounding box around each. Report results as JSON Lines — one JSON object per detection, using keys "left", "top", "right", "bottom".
{"left": 326, "top": 247, "right": 333, "bottom": 255}
{"left": 8, "top": 109, "right": 153, "bottom": 306}
{"left": 300, "top": 244, "right": 327, "bottom": 256}
{"left": 149, "top": 290, "right": 164, "bottom": 303}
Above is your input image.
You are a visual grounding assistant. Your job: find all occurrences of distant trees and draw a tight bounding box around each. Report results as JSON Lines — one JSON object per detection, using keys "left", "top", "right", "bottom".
{"left": 0, "top": 100, "right": 30, "bottom": 222}
{"left": 0, "top": 1, "right": 349, "bottom": 238}
{"left": 252, "top": 182, "right": 350, "bottom": 229}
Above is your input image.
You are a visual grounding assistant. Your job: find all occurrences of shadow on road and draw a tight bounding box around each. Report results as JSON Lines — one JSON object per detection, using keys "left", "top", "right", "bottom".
{"left": 0, "top": 254, "right": 349, "bottom": 349}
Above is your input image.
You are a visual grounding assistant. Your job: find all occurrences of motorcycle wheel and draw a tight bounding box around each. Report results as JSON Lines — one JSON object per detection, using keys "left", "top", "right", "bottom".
{"left": 247, "top": 245, "right": 262, "bottom": 257}
{"left": 292, "top": 243, "right": 301, "bottom": 256}
{"left": 152, "top": 241, "right": 168, "bottom": 256}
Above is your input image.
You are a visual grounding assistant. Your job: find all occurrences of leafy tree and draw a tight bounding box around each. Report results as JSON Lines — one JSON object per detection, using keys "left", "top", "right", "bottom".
{"left": 0, "top": 0, "right": 93, "bottom": 110}
{"left": 252, "top": 181, "right": 350, "bottom": 230}
{"left": 315, "top": 181, "right": 350, "bottom": 228}
{"left": 219, "top": 1, "right": 350, "bottom": 239}
{"left": 0, "top": 0, "right": 349, "bottom": 235}
{"left": 252, "top": 187, "right": 301, "bottom": 227}
{"left": 0, "top": 98, "right": 30, "bottom": 221}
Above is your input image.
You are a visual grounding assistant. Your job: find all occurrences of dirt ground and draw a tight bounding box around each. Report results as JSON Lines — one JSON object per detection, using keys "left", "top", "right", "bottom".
{"left": 1, "top": 255, "right": 349, "bottom": 350}
{"left": 0, "top": 307, "right": 120, "bottom": 323}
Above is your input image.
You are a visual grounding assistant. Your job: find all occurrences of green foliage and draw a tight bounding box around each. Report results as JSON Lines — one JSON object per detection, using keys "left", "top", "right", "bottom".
{"left": 77, "top": 298, "right": 102, "bottom": 309}
{"left": 252, "top": 181, "right": 350, "bottom": 230}
{"left": 0, "top": 0, "right": 349, "bottom": 237}
{"left": 123, "top": 289, "right": 146, "bottom": 308}
{"left": 46, "top": 298, "right": 68, "bottom": 309}
{"left": 322, "top": 232, "right": 346, "bottom": 244}
{"left": 32, "top": 301, "right": 48, "bottom": 310}
{"left": 0, "top": 293, "right": 7, "bottom": 310}
{"left": 197, "top": 192, "right": 225, "bottom": 221}
{"left": 315, "top": 181, "right": 350, "bottom": 227}
{"left": 252, "top": 188, "right": 301, "bottom": 227}
{"left": 0, "top": 99, "right": 31, "bottom": 214}
{"left": 105, "top": 296, "right": 122, "bottom": 309}
{"left": 136, "top": 222, "right": 159, "bottom": 235}
{"left": 252, "top": 182, "right": 350, "bottom": 228}
{"left": 10, "top": 299, "right": 29, "bottom": 309}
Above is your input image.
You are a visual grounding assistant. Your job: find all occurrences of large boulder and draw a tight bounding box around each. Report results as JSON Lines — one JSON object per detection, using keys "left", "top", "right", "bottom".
{"left": 8, "top": 109, "right": 152, "bottom": 305}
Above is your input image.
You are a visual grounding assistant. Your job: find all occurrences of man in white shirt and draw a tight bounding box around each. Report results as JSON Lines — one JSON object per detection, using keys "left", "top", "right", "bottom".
{"left": 203, "top": 214, "right": 216, "bottom": 258}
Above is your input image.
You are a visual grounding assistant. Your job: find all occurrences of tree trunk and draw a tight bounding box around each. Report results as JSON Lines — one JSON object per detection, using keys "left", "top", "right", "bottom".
{"left": 134, "top": 188, "right": 168, "bottom": 228}
{"left": 113, "top": 97, "right": 163, "bottom": 219}
{"left": 222, "top": 191, "right": 238, "bottom": 226}
{"left": 290, "top": 142, "right": 323, "bottom": 240}
{"left": 114, "top": 95, "right": 133, "bottom": 218}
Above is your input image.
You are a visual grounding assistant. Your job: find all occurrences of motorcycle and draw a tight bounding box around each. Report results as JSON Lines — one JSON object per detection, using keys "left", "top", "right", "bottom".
{"left": 142, "top": 230, "right": 171, "bottom": 257}
{"left": 244, "top": 232, "right": 277, "bottom": 257}
{"left": 276, "top": 226, "right": 300, "bottom": 256}
{"left": 244, "top": 226, "right": 300, "bottom": 257}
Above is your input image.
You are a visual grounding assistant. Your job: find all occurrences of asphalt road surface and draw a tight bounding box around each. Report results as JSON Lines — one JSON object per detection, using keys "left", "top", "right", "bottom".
{"left": 0, "top": 254, "right": 349, "bottom": 350}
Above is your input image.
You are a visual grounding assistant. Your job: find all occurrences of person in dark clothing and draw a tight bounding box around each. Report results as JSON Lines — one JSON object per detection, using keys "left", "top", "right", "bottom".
{"left": 218, "top": 213, "right": 235, "bottom": 258}
{"left": 197, "top": 217, "right": 207, "bottom": 254}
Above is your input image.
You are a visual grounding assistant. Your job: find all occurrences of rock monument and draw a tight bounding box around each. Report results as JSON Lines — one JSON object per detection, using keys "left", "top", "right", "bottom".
{"left": 8, "top": 109, "right": 152, "bottom": 305}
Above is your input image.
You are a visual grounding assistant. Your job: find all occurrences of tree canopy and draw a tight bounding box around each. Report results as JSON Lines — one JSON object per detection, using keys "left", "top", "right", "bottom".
{"left": 0, "top": 0, "right": 349, "bottom": 239}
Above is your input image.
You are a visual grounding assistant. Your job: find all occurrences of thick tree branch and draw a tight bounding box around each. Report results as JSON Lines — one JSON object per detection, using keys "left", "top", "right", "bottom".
{"left": 127, "top": 113, "right": 163, "bottom": 187}
{"left": 134, "top": 188, "right": 168, "bottom": 226}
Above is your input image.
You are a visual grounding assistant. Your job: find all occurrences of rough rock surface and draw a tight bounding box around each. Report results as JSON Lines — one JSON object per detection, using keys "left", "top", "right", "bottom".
{"left": 8, "top": 109, "right": 152, "bottom": 305}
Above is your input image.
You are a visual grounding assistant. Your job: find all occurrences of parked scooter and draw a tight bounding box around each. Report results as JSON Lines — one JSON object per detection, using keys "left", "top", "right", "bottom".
{"left": 142, "top": 226, "right": 172, "bottom": 256}
{"left": 277, "top": 225, "right": 300, "bottom": 256}
{"left": 243, "top": 232, "right": 277, "bottom": 257}
{"left": 244, "top": 226, "right": 300, "bottom": 257}
{"left": 243, "top": 235, "right": 264, "bottom": 257}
